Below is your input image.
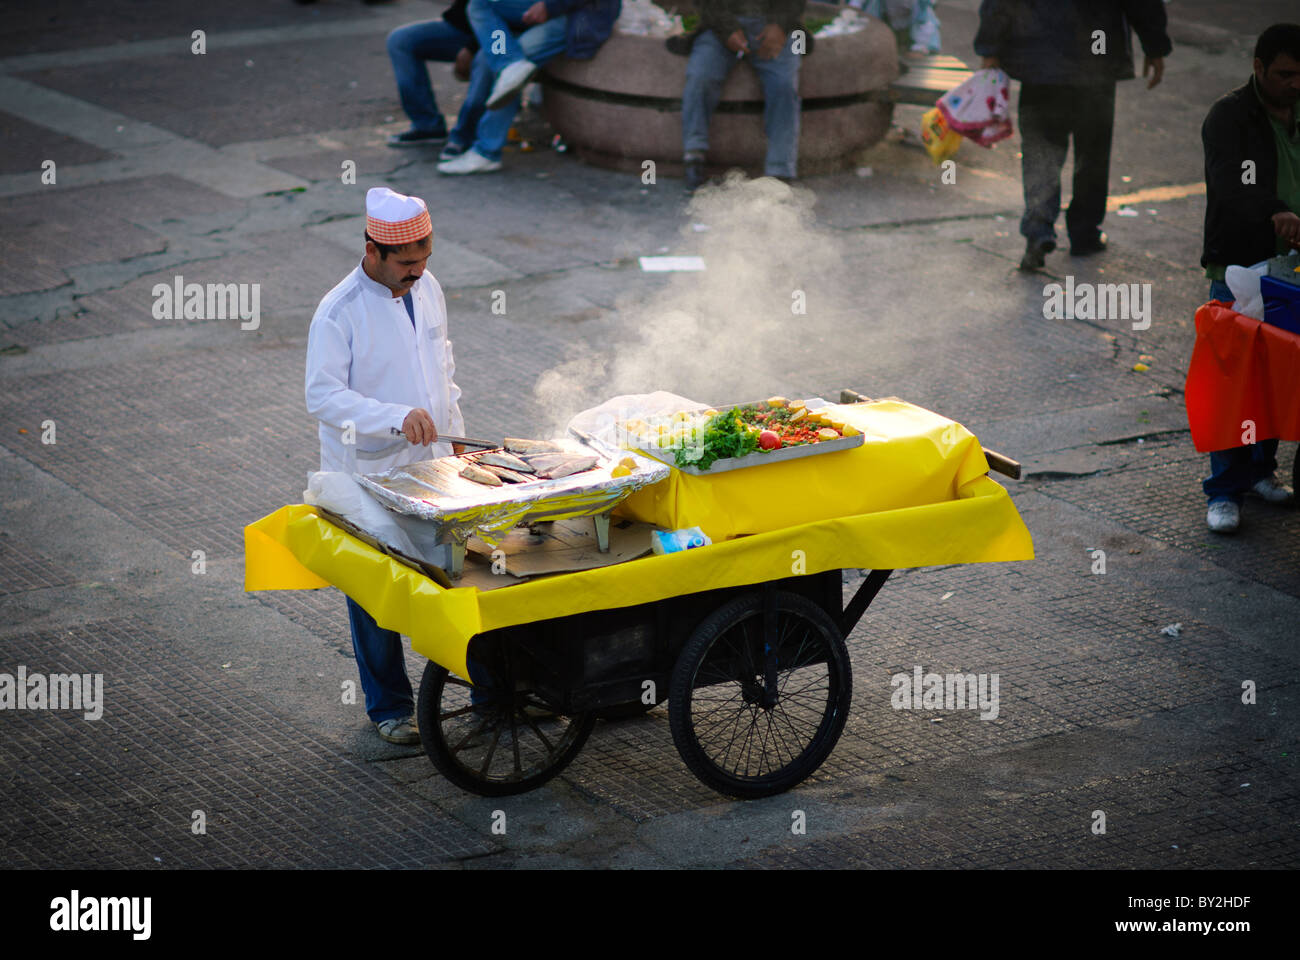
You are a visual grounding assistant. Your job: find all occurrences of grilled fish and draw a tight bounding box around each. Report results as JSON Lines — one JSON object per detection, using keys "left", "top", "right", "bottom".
{"left": 477, "top": 463, "right": 533, "bottom": 484}
{"left": 503, "top": 437, "right": 563, "bottom": 455}
{"left": 478, "top": 450, "right": 534, "bottom": 473}
{"left": 528, "top": 454, "right": 600, "bottom": 480}
{"left": 460, "top": 463, "right": 503, "bottom": 486}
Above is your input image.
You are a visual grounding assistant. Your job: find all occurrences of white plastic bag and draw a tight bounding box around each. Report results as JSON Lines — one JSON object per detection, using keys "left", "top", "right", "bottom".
{"left": 304, "top": 471, "right": 451, "bottom": 568}
{"left": 937, "top": 68, "right": 1012, "bottom": 147}
{"left": 1225, "top": 262, "right": 1268, "bottom": 320}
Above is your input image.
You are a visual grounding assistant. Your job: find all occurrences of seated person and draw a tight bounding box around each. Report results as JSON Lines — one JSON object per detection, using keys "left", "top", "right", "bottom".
{"left": 439, "top": 0, "right": 622, "bottom": 174}
{"left": 385, "top": 0, "right": 479, "bottom": 146}
{"left": 680, "top": 0, "right": 805, "bottom": 190}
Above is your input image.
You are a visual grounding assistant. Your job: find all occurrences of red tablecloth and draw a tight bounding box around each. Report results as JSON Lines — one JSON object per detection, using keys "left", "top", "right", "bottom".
{"left": 1185, "top": 301, "right": 1300, "bottom": 452}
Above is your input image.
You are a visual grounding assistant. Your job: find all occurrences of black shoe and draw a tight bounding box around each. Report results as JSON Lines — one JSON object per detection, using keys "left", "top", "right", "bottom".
{"left": 666, "top": 33, "right": 696, "bottom": 56}
{"left": 684, "top": 159, "right": 706, "bottom": 192}
{"left": 1019, "top": 237, "right": 1056, "bottom": 271}
{"left": 388, "top": 126, "right": 448, "bottom": 148}
{"left": 1070, "top": 232, "right": 1108, "bottom": 256}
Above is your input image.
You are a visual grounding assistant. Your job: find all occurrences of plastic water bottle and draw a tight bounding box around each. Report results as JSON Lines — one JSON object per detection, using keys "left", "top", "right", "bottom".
{"left": 651, "top": 526, "right": 712, "bottom": 555}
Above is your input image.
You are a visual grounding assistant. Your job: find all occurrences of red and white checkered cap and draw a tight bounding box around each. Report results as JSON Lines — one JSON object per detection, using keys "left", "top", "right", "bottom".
{"left": 365, "top": 187, "right": 432, "bottom": 245}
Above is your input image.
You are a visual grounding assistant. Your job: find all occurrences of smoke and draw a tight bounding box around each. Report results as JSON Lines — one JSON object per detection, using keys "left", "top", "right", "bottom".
{"left": 533, "top": 173, "right": 848, "bottom": 432}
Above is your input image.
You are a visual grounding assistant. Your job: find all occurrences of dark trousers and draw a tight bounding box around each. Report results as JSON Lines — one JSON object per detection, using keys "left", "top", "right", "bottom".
{"left": 1017, "top": 81, "right": 1116, "bottom": 246}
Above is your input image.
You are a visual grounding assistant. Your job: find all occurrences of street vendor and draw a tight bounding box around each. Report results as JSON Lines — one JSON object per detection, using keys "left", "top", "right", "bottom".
{"left": 305, "top": 186, "right": 465, "bottom": 744}
{"left": 1199, "top": 23, "right": 1300, "bottom": 533}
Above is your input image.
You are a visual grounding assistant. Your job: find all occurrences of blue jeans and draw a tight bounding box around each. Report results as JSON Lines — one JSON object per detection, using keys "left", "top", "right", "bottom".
{"left": 347, "top": 597, "right": 490, "bottom": 722}
{"left": 681, "top": 18, "right": 802, "bottom": 178}
{"left": 346, "top": 597, "right": 414, "bottom": 723}
{"left": 467, "top": 0, "right": 566, "bottom": 74}
{"left": 1204, "top": 280, "right": 1278, "bottom": 503}
{"left": 386, "top": 20, "right": 476, "bottom": 136}
{"left": 450, "top": 16, "right": 568, "bottom": 161}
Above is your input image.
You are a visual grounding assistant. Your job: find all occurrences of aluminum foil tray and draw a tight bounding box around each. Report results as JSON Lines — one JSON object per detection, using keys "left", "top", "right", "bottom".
{"left": 355, "top": 440, "right": 668, "bottom": 546}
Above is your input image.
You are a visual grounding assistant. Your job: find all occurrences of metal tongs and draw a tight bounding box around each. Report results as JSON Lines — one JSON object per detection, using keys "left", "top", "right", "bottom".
{"left": 354, "top": 429, "right": 500, "bottom": 462}
{"left": 386, "top": 427, "right": 500, "bottom": 449}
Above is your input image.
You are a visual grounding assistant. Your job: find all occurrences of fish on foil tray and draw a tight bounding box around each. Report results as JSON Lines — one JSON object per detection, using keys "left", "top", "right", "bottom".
{"left": 354, "top": 436, "right": 668, "bottom": 541}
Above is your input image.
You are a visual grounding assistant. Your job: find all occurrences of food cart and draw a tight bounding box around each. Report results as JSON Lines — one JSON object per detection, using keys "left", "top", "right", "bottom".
{"left": 245, "top": 393, "right": 1034, "bottom": 798}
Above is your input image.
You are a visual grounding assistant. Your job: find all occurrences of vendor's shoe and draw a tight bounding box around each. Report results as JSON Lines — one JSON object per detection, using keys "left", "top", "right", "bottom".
{"left": 1249, "top": 474, "right": 1294, "bottom": 503}
{"left": 437, "top": 148, "right": 502, "bottom": 175}
{"left": 1206, "top": 500, "right": 1240, "bottom": 533}
{"left": 1019, "top": 237, "right": 1055, "bottom": 271}
{"left": 375, "top": 716, "right": 420, "bottom": 744}
{"left": 487, "top": 59, "right": 538, "bottom": 110}
{"left": 1070, "top": 232, "right": 1108, "bottom": 256}
{"left": 388, "top": 125, "right": 448, "bottom": 147}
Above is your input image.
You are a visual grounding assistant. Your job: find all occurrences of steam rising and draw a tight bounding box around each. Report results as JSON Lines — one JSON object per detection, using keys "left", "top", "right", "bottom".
{"left": 534, "top": 173, "right": 846, "bottom": 431}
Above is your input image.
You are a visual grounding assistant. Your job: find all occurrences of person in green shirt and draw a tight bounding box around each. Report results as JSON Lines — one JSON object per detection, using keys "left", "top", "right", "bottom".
{"left": 1200, "top": 23, "right": 1300, "bottom": 533}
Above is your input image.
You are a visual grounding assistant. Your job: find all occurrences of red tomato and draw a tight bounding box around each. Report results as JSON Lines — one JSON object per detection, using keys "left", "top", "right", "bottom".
{"left": 758, "top": 429, "right": 782, "bottom": 450}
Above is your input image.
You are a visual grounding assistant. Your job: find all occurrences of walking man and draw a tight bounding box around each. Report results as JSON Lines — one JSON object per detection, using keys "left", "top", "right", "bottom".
{"left": 974, "top": 0, "right": 1171, "bottom": 270}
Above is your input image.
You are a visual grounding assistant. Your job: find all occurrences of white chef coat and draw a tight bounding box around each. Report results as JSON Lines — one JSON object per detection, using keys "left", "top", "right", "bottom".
{"left": 305, "top": 261, "right": 464, "bottom": 475}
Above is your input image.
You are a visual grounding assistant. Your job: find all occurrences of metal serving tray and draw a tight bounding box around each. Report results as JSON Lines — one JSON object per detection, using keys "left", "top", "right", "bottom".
{"left": 623, "top": 403, "right": 864, "bottom": 476}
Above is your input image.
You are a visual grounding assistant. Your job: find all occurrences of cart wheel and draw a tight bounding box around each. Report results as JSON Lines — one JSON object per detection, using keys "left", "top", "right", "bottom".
{"left": 417, "top": 645, "right": 596, "bottom": 797}
{"left": 668, "top": 590, "right": 852, "bottom": 799}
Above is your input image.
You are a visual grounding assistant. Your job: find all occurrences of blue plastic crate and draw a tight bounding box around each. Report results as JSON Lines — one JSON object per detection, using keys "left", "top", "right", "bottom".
{"left": 1260, "top": 274, "right": 1300, "bottom": 336}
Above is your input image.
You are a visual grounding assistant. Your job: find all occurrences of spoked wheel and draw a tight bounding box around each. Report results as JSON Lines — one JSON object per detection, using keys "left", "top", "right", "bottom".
{"left": 668, "top": 590, "right": 852, "bottom": 799}
{"left": 417, "top": 638, "right": 596, "bottom": 796}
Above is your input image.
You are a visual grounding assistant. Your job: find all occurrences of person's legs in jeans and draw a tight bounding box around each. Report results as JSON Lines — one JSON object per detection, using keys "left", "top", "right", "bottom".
{"left": 1205, "top": 446, "right": 1259, "bottom": 505}
{"left": 1017, "top": 83, "right": 1071, "bottom": 246}
{"left": 448, "top": 49, "right": 494, "bottom": 150}
{"left": 345, "top": 597, "right": 414, "bottom": 723}
{"left": 1065, "top": 81, "right": 1116, "bottom": 248}
{"left": 470, "top": 15, "right": 569, "bottom": 160}
{"left": 386, "top": 20, "right": 474, "bottom": 133}
{"left": 1203, "top": 283, "right": 1284, "bottom": 503}
{"left": 682, "top": 30, "right": 735, "bottom": 160}
{"left": 747, "top": 22, "right": 801, "bottom": 178}
{"left": 466, "top": 0, "right": 536, "bottom": 74}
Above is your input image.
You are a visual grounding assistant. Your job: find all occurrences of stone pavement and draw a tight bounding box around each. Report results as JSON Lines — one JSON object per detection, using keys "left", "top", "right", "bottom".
{"left": 0, "top": 0, "right": 1297, "bottom": 869}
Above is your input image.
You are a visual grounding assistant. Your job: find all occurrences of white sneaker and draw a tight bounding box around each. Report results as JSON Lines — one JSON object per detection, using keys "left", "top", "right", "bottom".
{"left": 1206, "top": 500, "right": 1240, "bottom": 533}
{"left": 487, "top": 59, "right": 538, "bottom": 110}
{"left": 1248, "top": 475, "right": 1293, "bottom": 503}
{"left": 437, "top": 148, "right": 502, "bottom": 175}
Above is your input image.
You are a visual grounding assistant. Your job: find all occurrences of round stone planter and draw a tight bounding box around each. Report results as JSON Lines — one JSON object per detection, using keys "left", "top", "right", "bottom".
{"left": 540, "top": 2, "right": 898, "bottom": 177}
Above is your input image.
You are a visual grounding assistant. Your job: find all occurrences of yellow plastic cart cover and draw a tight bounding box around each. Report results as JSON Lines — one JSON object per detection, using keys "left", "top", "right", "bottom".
{"left": 245, "top": 400, "right": 1032, "bottom": 681}
{"left": 616, "top": 400, "right": 1002, "bottom": 541}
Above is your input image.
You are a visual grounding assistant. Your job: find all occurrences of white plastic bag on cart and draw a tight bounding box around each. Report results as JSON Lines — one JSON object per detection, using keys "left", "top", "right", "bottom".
{"left": 1225, "top": 262, "right": 1268, "bottom": 320}
{"left": 304, "top": 471, "right": 452, "bottom": 568}
{"left": 937, "top": 68, "right": 1013, "bottom": 147}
